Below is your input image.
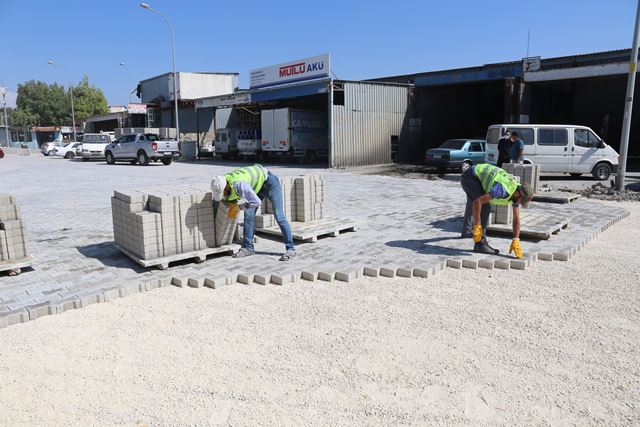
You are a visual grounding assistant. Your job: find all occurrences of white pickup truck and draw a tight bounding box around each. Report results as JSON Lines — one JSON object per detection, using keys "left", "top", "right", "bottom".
{"left": 105, "top": 133, "right": 180, "bottom": 166}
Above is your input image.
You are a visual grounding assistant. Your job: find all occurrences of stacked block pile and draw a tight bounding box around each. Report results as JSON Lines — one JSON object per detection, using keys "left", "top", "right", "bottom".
{"left": 112, "top": 188, "right": 236, "bottom": 261}
{"left": 502, "top": 163, "right": 541, "bottom": 194}
{"left": 0, "top": 195, "right": 28, "bottom": 262}
{"left": 257, "top": 176, "right": 324, "bottom": 227}
{"left": 490, "top": 175, "right": 522, "bottom": 225}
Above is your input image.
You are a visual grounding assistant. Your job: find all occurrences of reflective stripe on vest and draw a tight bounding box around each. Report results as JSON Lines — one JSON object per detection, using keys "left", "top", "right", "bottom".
{"left": 224, "top": 165, "right": 266, "bottom": 201}
{"left": 473, "top": 164, "right": 519, "bottom": 206}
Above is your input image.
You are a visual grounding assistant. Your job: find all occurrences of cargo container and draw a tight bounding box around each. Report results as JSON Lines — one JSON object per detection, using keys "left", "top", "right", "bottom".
{"left": 261, "top": 108, "right": 327, "bottom": 162}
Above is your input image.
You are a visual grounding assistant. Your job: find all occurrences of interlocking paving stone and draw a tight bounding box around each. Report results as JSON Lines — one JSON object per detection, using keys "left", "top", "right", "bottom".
{"left": 0, "top": 157, "right": 631, "bottom": 328}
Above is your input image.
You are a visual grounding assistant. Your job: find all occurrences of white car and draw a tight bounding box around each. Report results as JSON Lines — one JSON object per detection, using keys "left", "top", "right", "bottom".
{"left": 53, "top": 142, "right": 82, "bottom": 159}
{"left": 41, "top": 141, "right": 67, "bottom": 156}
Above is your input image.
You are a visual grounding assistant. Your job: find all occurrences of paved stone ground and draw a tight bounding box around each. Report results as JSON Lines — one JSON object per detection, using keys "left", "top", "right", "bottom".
{"left": 0, "top": 155, "right": 629, "bottom": 328}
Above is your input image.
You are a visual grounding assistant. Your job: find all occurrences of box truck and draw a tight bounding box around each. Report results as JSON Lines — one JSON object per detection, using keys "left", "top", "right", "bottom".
{"left": 261, "top": 108, "right": 327, "bottom": 162}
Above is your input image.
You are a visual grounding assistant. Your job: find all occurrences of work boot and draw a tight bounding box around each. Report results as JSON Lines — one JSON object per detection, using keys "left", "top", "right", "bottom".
{"left": 473, "top": 242, "right": 500, "bottom": 255}
{"left": 279, "top": 250, "right": 296, "bottom": 262}
{"left": 233, "top": 248, "right": 255, "bottom": 258}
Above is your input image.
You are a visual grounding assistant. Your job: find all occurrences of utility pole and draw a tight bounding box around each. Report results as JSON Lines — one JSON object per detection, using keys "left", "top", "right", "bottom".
{"left": 1, "top": 87, "right": 9, "bottom": 146}
{"left": 617, "top": 0, "right": 640, "bottom": 190}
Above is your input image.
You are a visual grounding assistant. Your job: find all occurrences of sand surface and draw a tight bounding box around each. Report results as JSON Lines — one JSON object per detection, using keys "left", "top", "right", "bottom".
{"left": 0, "top": 201, "right": 638, "bottom": 426}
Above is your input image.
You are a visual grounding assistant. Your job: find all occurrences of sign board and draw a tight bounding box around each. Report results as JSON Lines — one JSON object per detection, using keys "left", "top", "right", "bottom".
{"left": 128, "top": 103, "right": 148, "bottom": 114}
{"left": 250, "top": 54, "right": 330, "bottom": 89}
{"left": 196, "top": 93, "right": 251, "bottom": 109}
{"left": 522, "top": 56, "right": 541, "bottom": 73}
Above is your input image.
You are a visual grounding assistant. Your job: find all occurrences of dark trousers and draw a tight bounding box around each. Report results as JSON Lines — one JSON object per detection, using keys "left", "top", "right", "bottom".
{"left": 460, "top": 168, "right": 490, "bottom": 243}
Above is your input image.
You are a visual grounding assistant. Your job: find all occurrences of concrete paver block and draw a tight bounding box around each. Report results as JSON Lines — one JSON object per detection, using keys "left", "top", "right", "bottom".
{"left": 363, "top": 266, "right": 379, "bottom": 277}
{"left": 462, "top": 259, "right": 478, "bottom": 269}
{"left": 478, "top": 259, "right": 494, "bottom": 269}
{"left": 446, "top": 259, "right": 463, "bottom": 269}
{"left": 494, "top": 259, "right": 511, "bottom": 270}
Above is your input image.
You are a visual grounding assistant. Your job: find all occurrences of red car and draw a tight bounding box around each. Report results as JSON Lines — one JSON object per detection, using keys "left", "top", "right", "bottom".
{"left": 0, "top": 146, "right": 4, "bottom": 159}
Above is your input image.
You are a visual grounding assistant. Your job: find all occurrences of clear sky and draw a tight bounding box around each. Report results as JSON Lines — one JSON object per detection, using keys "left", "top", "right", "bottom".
{"left": 1, "top": 0, "right": 637, "bottom": 108}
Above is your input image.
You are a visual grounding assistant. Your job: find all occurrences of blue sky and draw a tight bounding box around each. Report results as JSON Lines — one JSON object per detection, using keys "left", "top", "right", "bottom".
{"left": 1, "top": 0, "right": 636, "bottom": 107}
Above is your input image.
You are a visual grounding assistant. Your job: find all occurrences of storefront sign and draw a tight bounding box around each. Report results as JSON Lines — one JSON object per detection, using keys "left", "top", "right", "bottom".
{"left": 250, "top": 54, "right": 330, "bottom": 89}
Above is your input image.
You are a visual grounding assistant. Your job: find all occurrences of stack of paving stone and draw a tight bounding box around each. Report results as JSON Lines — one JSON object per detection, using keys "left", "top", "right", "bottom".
{"left": 489, "top": 175, "right": 520, "bottom": 225}
{"left": 502, "top": 163, "right": 541, "bottom": 193}
{"left": 256, "top": 175, "right": 324, "bottom": 226}
{"left": 112, "top": 187, "right": 235, "bottom": 261}
{"left": 0, "top": 195, "right": 28, "bottom": 262}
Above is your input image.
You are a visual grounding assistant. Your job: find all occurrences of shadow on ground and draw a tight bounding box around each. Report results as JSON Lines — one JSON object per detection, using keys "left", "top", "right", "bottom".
{"left": 76, "top": 242, "right": 146, "bottom": 273}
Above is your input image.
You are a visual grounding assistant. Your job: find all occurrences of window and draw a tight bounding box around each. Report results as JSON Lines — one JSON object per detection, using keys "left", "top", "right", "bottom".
{"left": 509, "top": 128, "right": 534, "bottom": 145}
{"left": 440, "top": 140, "right": 465, "bottom": 149}
{"left": 574, "top": 129, "right": 601, "bottom": 148}
{"left": 469, "top": 142, "right": 483, "bottom": 152}
{"left": 144, "top": 134, "right": 160, "bottom": 141}
{"left": 486, "top": 128, "right": 501, "bottom": 145}
{"left": 537, "top": 128, "right": 568, "bottom": 146}
{"left": 139, "top": 135, "right": 146, "bottom": 141}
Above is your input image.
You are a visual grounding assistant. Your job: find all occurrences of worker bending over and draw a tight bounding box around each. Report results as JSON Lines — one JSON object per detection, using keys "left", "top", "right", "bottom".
{"left": 460, "top": 163, "right": 533, "bottom": 258}
{"left": 211, "top": 164, "right": 296, "bottom": 261}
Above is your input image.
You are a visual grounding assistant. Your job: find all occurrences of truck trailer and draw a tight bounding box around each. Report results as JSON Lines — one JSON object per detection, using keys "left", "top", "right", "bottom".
{"left": 261, "top": 108, "right": 327, "bottom": 162}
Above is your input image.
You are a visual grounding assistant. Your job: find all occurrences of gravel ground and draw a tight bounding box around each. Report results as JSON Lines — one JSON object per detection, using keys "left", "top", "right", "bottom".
{"left": 0, "top": 202, "right": 638, "bottom": 426}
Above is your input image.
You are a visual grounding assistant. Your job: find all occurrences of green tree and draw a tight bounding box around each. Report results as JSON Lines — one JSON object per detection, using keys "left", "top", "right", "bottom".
{"left": 71, "top": 76, "right": 108, "bottom": 120}
{"left": 8, "top": 108, "right": 39, "bottom": 129}
{"left": 16, "top": 80, "right": 68, "bottom": 125}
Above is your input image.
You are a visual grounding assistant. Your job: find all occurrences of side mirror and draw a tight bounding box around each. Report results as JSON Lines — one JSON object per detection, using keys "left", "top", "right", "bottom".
{"left": 598, "top": 140, "right": 605, "bottom": 149}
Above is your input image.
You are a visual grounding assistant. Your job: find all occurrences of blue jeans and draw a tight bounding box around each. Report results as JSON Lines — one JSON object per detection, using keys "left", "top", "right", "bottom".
{"left": 243, "top": 173, "right": 295, "bottom": 252}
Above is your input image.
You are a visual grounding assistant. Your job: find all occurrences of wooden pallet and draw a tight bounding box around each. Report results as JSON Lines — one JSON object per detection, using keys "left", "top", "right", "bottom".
{"left": 255, "top": 217, "right": 359, "bottom": 243}
{"left": 0, "top": 257, "right": 33, "bottom": 276}
{"left": 533, "top": 191, "right": 581, "bottom": 204}
{"left": 487, "top": 212, "right": 570, "bottom": 240}
{"left": 115, "top": 244, "right": 238, "bottom": 270}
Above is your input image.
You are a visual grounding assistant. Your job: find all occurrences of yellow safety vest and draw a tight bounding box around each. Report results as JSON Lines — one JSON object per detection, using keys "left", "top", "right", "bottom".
{"left": 474, "top": 164, "right": 519, "bottom": 206}
{"left": 224, "top": 165, "right": 267, "bottom": 202}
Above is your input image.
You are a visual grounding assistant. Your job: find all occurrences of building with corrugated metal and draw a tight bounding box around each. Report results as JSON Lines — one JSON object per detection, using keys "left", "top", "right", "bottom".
{"left": 195, "top": 59, "right": 415, "bottom": 167}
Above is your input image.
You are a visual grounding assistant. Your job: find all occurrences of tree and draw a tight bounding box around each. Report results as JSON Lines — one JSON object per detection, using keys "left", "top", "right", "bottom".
{"left": 16, "top": 80, "right": 68, "bottom": 126}
{"left": 71, "top": 76, "right": 108, "bottom": 120}
{"left": 14, "top": 77, "right": 109, "bottom": 127}
{"left": 8, "top": 108, "right": 39, "bottom": 129}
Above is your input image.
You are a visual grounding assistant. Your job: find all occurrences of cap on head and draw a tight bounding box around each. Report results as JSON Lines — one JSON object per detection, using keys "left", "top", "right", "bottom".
{"left": 519, "top": 182, "right": 533, "bottom": 208}
{"left": 211, "top": 175, "right": 227, "bottom": 201}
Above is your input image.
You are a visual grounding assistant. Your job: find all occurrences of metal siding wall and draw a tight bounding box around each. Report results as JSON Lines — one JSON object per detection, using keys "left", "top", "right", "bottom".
{"left": 332, "top": 82, "right": 409, "bottom": 167}
{"left": 140, "top": 76, "right": 171, "bottom": 104}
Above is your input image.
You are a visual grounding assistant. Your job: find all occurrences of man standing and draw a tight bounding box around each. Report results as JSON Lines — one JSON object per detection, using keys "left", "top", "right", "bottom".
{"left": 509, "top": 130, "right": 525, "bottom": 164}
{"left": 496, "top": 130, "right": 511, "bottom": 168}
{"left": 460, "top": 163, "right": 533, "bottom": 258}
{"left": 211, "top": 164, "right": 296, "bottom": 261}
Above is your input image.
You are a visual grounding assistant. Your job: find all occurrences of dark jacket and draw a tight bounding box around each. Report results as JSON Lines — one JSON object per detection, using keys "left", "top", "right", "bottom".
{"left": 497, "top": 137, "right": 512, "bottom": 167}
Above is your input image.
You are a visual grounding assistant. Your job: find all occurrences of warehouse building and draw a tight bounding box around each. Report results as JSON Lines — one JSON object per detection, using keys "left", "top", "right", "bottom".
{"left": 375, "top": 49, "right": 640, "bottom": 168}
{"left": 195, "top": 54, "right": 415, "bottom": 167}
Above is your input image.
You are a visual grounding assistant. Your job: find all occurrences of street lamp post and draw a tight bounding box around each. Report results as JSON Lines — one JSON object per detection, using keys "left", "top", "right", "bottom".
{"left": 617, "top": 0, "right": 640, "bottom": 190}
{"left": 1, "top": 87, "right": 9, "bottom": 146}
{"left": 120, "top": 62, "right": 132, "bottom": 105}
{"left": 139, "top": 3, "right": 180, "bottom": 144}
{"left": 48, "top": 60, "right": 77, "bottom": 141}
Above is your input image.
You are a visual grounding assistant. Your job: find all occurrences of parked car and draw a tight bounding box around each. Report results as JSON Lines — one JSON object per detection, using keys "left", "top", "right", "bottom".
{"left": 81, "top": 133, "right": 112, "bottom": 161}
{"left": 485, "top": 124, "right": 619, "bottom": 180}
{"left": 41, "top": 141, "right": 68, "bottom": 156}
{"left": 0, "top": 146, "right": 4, "bottom": 159}
{"left": 104, "top": 133, "right": 180, "bottom": 166}
{"left": 53, "top": 142, "right": 82, "bottom": 159}
{"left": 425, "top": 139, "right": 486, "bottom": 173}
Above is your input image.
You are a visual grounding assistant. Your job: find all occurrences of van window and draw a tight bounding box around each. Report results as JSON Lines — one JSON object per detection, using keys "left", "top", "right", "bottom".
{"left": 486, "top": 128, "right": 501, "bottom": 144}
{"left": 574, "top": 129, "right": 600, "bottom": 148}
{"left": 509, "top": 127, "right": 534, "bottom": 145}
{"left": 538, "top": 128, "right": 568, "bottom": 146}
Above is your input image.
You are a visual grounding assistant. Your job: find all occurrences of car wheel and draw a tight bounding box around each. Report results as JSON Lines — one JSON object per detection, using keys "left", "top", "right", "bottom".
{"left": 162, "top": 157, "right": 173, "bottom": 165}
{"left": 65, "top": 152, "right": 74, "bottom": 159}
{"left": 460, "top": 160, "right": 472, "bottom": 173}
{"left": 592, "top": 163, "right": 612, "bottom": 181}
{"left": 137, "top": 151, "right": 149, "bottom": 166}
{"left": 105, "top": 151, "right": 116, "bottom": 165}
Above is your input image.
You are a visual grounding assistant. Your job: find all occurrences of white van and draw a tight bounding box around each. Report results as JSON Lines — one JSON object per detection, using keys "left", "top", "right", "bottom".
{"left": 81, "top": 133, "right": 112, "bottom": 161}
{"left": 485, "top": 124, "right": 619, "bottom": 180}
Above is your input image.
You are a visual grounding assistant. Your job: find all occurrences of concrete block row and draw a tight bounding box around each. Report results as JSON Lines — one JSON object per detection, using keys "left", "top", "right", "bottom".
{"left": 0, "top": 194, "right": 29, "bottom": 262}
{"left": 112, "top": 188, "right": 237, "bottom": 260}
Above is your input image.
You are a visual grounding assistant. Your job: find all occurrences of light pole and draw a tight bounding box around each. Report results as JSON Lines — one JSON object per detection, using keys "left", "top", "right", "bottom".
{"left": 48, "top": 60, "right": 77, "bottom": 141}
{"left": 120, "top": 62, "right": 132, "bottom": 105}
{"left": 140, "top": 2, "right": 180, "bottom": 143}
{"left": 1, "top": 87, "right": 9, "bottom": 146}
{"left": 617, "top": 0, "right": 640, "bottom": 190}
